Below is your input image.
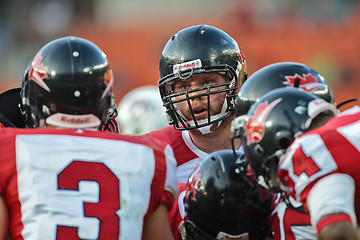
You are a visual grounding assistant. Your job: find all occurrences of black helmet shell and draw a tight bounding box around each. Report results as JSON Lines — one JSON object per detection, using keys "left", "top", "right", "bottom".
{"left": 20, "top": 36, "right": 113, "bottom": 128}
{"left": 184, "top": 149, "right": 271, "bottom": 239}
{"left": 242, "top": 88, "right": 338, "bottom": 190}
{"left": 235, "top": 62, "right": 334, "bottom": 118}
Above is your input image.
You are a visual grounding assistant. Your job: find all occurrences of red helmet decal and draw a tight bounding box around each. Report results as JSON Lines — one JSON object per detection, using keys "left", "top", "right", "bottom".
{"left": 237, "top": 47, "right": 246, "bottom": 63}
{"left": 101, "top": 67, "right": 114, "bottom": 99}
{"left": 28, "top": 51, "right": 50, "bottom": 92}
{"left": 231, "top": 37, "right": 246, "bottom": 63}
{"left": 105, "top": 68, "right": 113, "bottom": 86}
{"left": 283, "top": 73, "right": 323, "bottom": 92}
{"left": 186, "top": 164, "right": 202, "bottom": 201}
{"left": 245, "top": 98, "right": 282, "bottom": 145}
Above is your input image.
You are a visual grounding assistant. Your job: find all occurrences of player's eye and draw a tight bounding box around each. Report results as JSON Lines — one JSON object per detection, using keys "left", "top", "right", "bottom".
{"left": 174, "top": 83, "right": 190, "bottom": 92}
{"left": 179, "top": 84, "right": 190, "bottom": 91}
{"left": 202, "top": 79, "right": 213, "bottom": 86}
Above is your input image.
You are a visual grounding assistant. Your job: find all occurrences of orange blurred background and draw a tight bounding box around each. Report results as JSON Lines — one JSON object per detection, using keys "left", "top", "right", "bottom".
{"left": 0, "top": 0, "right": 359, "bottom": 110}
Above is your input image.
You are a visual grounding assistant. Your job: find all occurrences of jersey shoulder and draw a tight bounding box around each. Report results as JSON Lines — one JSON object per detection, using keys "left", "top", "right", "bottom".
{"left": 144, "top": 126, "right": 193, "bottom": 155}
{"left": 144, "top": 126, "right": 181, "bottom": 143}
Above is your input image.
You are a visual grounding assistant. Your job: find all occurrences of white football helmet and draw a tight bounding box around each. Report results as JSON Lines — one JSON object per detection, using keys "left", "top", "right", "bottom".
{"left": 117, "top": 86, "right": 168, "bottom": 135}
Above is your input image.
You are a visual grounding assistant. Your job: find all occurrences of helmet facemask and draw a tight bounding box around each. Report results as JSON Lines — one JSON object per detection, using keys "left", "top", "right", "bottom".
{"left": 158, "top": 25, "right": 247, "bottom": 134}
{"left": 160, "top": 64, "right": 239, "bottom": 134}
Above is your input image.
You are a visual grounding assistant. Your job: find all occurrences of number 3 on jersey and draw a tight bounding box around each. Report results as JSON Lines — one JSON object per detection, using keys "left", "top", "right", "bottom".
{"left": 56, "top": 160, "right": 120, "bottom": 239}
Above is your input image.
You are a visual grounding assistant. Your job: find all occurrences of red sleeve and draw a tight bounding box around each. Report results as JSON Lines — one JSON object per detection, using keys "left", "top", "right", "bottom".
{"left": 144, "top": 143, "right": 177, "bottom": 221}
{"left": 162, "top": 189, "right": 176, "bottom": 210}
{"left": 168, "top": 183, "right": 187, "bottom": 240}
{"left": 270, "top": 203, "right": 313, "bottom": 240}
{"left": 316, "top": 213, "right": 352, "bottom": 233}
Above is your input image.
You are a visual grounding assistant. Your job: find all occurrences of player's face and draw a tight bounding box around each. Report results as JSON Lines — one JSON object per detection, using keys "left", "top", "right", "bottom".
{"left": 172, "top": 73, "right": 227, "bottom": 122}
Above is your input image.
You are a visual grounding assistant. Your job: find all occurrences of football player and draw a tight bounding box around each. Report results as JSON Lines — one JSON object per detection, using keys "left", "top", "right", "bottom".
{"left": 144, "top": 24, "right": 247, "bottom": 239}
{"left": 240, "top": 87, "right": 360, "bottom": 239}
{"left": 231, "top": 61, "right": 336, "bottom": 240}
{"left": 147, "top": 24, "right": 247, "bottom": 183}
{"left": 0, "top": 36, "right": 177, "bottom": 240}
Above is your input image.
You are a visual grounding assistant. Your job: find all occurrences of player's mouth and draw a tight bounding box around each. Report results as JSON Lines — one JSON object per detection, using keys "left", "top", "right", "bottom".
{"left": 191, "top": 106, "right": 208, "bottom": 120}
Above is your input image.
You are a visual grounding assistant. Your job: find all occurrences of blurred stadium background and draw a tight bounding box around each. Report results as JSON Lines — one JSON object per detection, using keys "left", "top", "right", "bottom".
{"left": 0, "top": 0, "right": 359, "bottom": 109}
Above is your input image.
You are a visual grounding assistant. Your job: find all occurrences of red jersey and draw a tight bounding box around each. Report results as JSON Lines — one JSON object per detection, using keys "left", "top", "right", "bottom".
{"left": 0, "top": 127, "right": 177, "bottom": 240}
{"left": 145, "top": 126, "right": 210, "bottom": 183}
{"left": 270, "top": 194, "right": 316, "bottom": 240}
{"left": 146, "top": 127, "right": 210, "bottom": 239}
{"left": 168, "top": 183, "right": 187, "bottom": 240}
{"left": 277, "top": 106, "right": 360, "bottom": 231}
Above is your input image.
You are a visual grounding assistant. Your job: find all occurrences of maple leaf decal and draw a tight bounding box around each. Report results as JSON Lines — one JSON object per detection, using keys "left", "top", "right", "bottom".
{"left": 283, "top": 73, "right": 324, "bottom": 92}
{"left": 28, "top": 51, "right": 50, "bottom": 92}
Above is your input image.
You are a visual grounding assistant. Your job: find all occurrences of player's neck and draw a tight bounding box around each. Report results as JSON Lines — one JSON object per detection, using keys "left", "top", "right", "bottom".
{"left": 188, "top": 117, "right": 241, "bottom": 154}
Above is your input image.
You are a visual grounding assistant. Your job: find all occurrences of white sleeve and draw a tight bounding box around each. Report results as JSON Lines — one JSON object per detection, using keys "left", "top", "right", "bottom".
{"left": 307, "top": 173, "right": 357, "bottom": 227}
{"left": 164, "top": 144, "right": 179, "bottom": 199}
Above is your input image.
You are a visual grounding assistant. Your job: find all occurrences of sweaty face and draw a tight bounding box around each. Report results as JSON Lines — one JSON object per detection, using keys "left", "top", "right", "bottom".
{"left": 172, "top": 73, "right": 227, "bottom": 122}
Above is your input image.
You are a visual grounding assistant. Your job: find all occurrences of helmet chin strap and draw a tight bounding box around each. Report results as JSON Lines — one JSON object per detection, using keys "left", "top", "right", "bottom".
{"left": 195, "top": 71, "right": 239, "bottom": 135}
{"left": 190, "top": 118, "right": 223, "bottom": 135}
{"left": 178, "top": 99, "right": 228, "bottom": 135}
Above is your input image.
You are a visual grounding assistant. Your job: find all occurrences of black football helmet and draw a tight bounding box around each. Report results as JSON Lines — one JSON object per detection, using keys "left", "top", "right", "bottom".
{"left": 231, "top": 61, "right": 334, "bottom": 142}
{"left": 20, "top": 36, "right": 114, "bottom": 129}
{"left": 235, "top": 62, "right": 334, "bottom": 118}
{"left": 0, "top": 88, "right": 26, "bottom": 128}
{"left": 159, "top": 25, "right": 247, "bottom": 133}
{"left": 241, "top": 88, "right": 338, "bottom": 191}
{"left": 182, "top": 149, "right": 271, "bottom": 240}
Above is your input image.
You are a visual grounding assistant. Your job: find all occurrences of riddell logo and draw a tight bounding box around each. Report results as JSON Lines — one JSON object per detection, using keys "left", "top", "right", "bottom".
{"left": 173, "top": 59, "right": 202, "bottom": 73}
{"left": 179, "top": 62, "right": 196, "bottom": 71}
{"left": 61, "top": 116, "right": 90, "bottom": 124}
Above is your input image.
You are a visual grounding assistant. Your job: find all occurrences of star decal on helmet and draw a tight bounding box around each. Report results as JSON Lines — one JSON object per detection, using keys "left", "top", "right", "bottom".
{"left": 245, "top": 98, "right": 282, "bottom": 145}
{"left": 283, "top": 73, "right": 323, "bottom": 92}
{"left": 101, "top": 67, "right": 114, "bottom": 99}
{"left": 28, "top": 51, "right": 50, "bottom": 92}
